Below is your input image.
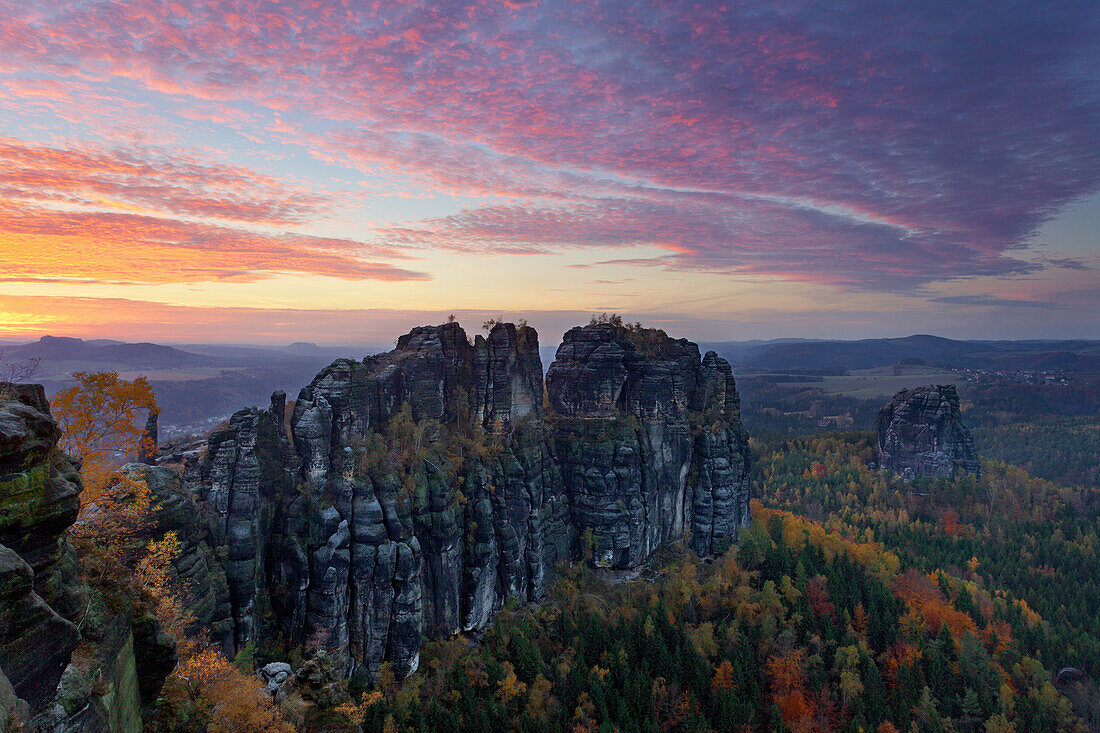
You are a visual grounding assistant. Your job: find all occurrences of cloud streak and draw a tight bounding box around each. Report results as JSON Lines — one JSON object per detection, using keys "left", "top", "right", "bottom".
{"left": 927, "top": 294, "right": 1062, "bottom": 309}
{"left": 379, "top": 195, "right": 1039, "bottom": 289}
{"left": 0, "top": 137, "right": 426, "bottom": 283}
{"left": 0, "top": 0, "right": 1097, "bottom": 294}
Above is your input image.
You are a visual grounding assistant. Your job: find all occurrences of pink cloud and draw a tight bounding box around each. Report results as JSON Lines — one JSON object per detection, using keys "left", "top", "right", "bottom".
{"left": 0, "top": 0, "right": 1095, "bottom": 290}
{"left": 0, "top": 200, "right": 426, "bottom": 283}
{"left": 376, "top": 194, "right": 1038, "bottom": 290}
{"left": 0, "top": 136, "right": 326, "bottom": 224}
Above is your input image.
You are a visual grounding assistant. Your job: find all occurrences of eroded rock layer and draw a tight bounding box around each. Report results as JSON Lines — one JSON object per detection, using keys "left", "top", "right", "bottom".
{"left": 0, "top": 385, "right": 82, "bottom": 714}
{"left": 0, "top": 387, "right": 177, "bottom": 733}
{"left": 877, "top": 384, "right": 981, "bottom": 479}
{"left": 192, "top": 322, "right": 752, "bottom": 679}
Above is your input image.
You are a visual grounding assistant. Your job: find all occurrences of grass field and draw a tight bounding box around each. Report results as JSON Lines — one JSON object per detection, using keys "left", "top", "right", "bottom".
{"left": 778, "top": 365, "right": 963, "bottom": 398}
{"left": 115, "top": 368, "right": 247, "bottom": 382}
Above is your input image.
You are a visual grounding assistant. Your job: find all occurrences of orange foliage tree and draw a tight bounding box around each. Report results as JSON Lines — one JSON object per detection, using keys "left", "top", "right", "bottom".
{"left": 71, "top": 469, "right": 156, "bottom": 559}
{"left": 893, "top": 570, "right": 977, "bottom": 639}
{"left": 52, "top": 371, "right": 158, "bottom": 506}
{"left": 765, "top": 650, "right": 815, "bottom": 732}
{"left": 175, "top": 648, "right": 293, "bottom": 733}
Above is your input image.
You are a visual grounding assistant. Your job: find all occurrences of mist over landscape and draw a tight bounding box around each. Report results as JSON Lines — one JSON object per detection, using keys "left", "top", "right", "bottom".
{"left": 6, "top": 332, "right": 1100, "bottom": 435}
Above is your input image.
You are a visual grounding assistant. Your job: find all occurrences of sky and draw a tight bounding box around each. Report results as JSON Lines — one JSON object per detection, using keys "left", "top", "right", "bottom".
{"left": 0, "top": 0, "right": 1098, "bottom": 346}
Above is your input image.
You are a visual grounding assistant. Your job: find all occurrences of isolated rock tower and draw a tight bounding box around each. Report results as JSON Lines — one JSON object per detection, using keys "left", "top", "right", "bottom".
{"left": 876, "top": 384, "right": 981, "bottom": 479}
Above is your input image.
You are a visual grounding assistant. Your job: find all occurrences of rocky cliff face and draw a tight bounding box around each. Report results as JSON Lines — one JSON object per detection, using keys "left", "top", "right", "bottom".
{"left": 0, "top": 387, "right": 177, "bottom": 732}
{"left": 126, "top": 463, "right": 234, "bottom": 652}
{"left": 190, "top": 322, "right": 752, "bottom": 681}
{"left": 877, "top": 384, "right": 981, "bottom": 479}
{"left": 547, "top": 324, "right": 749, "bottom": 562}
{"left": 0, "top": 385, "right": 83, "bottom": 715}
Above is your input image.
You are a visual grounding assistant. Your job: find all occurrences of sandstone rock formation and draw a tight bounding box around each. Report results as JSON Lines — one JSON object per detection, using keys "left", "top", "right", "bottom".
{"left": 547, "top": 324, "right": 749, "bottom": 562}
{"left": 0, "top": 384, "right": 82, "bottom": 714}
{"left": 0, "top": 386, "right": 177, "bottom": 732}
{"left": 187, "top": 322, "right": 752, "bottom": 681}
{"left": 877, "top": 384, "right": 981, "bottom": 479}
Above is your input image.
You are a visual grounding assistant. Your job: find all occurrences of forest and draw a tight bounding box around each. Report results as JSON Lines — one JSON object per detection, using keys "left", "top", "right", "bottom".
{"left": 12, "top": 371, "right": 1096, "bottom": 731}
{"left": 318, "top": 500, "right": 1092, "bottom": 732}
{"left": 751, "top": 433, "right": 1099, "bottom": 683}
{"left": 970, "top": 417, "right": 1100, "bottom": 488}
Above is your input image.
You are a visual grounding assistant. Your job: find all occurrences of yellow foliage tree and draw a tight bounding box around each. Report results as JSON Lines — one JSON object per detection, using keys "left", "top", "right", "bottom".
{"left": 497, "top": 661, "right": 528, "bottom": 704}
{"left": 335, "top": 691, "right": 383, "bottom": 727}
{"left": 175, "top": 648, "right": 293, "bottom": 733}
{"left": 712, "top": 660, "right": 736, "bottom": 691}
{"left": 52, "top": 371, "right": 158, "bottom": 506}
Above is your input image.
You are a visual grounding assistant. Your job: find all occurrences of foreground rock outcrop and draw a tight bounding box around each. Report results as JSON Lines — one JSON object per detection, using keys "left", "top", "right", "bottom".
{"left": 186, "top": 322, "right": 752, "bottom": 681}
{"left": 876, "top": 384, "right": 981, "bottom": 479}
{"left": 0, "top": 386, "right": 176, "bottom": 732}
{"left": 0, "top": 385, "right": 82, "bottom": 715}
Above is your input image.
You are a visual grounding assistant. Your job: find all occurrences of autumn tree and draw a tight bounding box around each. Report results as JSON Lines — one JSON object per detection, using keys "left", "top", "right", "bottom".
{"left": 336, "top": 691, "right": 383, "bottom": 727}
{"left": 497, "top": 661, "right": 527, "bottom": 706}
{"left": 52, "top": 371, "right": 158, "bottom": 505}
{"left": 766, "top": 650, "right": 815, "bottom": 731}
{"left": 173, "top": 648, "right": 294, "bottom": 733}
{"left": 713, "top": 660, "right": 737, "bottom": 691}
{"left": 76, "top": 470, "right": 154, "bottom": 549}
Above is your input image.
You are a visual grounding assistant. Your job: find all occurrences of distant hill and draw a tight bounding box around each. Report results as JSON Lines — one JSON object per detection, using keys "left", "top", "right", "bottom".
{"left": 697, "top": 338, "right": 814, "bottom": 366}
{"left": 2, "top": 336, "right": 390, "bottom": 431}
{"left": 5, "top": 335, "right": 215, "bottom": 369}
{"left": 706, "top": 335, "right": 1100, "bottom": 371}
{"left": 287, "top": 341, "right": 322, "bottom": 351}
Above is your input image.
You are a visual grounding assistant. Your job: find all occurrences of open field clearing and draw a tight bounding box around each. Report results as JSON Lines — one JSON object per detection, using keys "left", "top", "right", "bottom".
{"left": 773, "top": 366, "right": 963, "bottom": 398}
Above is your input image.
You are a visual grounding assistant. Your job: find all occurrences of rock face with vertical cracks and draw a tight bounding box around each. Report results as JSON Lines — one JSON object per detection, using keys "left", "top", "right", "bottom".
{"left": 547, "top": 324, "right": 750, "bottom": 562}
{"left": 877, "top": 384, "right": 982, "bottom": 479}
{"left": 0, "top": 386, "right": 177, "bottom": 733}
{"left": 0, "top": 385, "right": 82, "bottom": 714}
{"left": 193, "top": 322, "right": 752, "bottom": 680}
{"left": 124, "top": 463, "right": 234, "bottom": 652}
